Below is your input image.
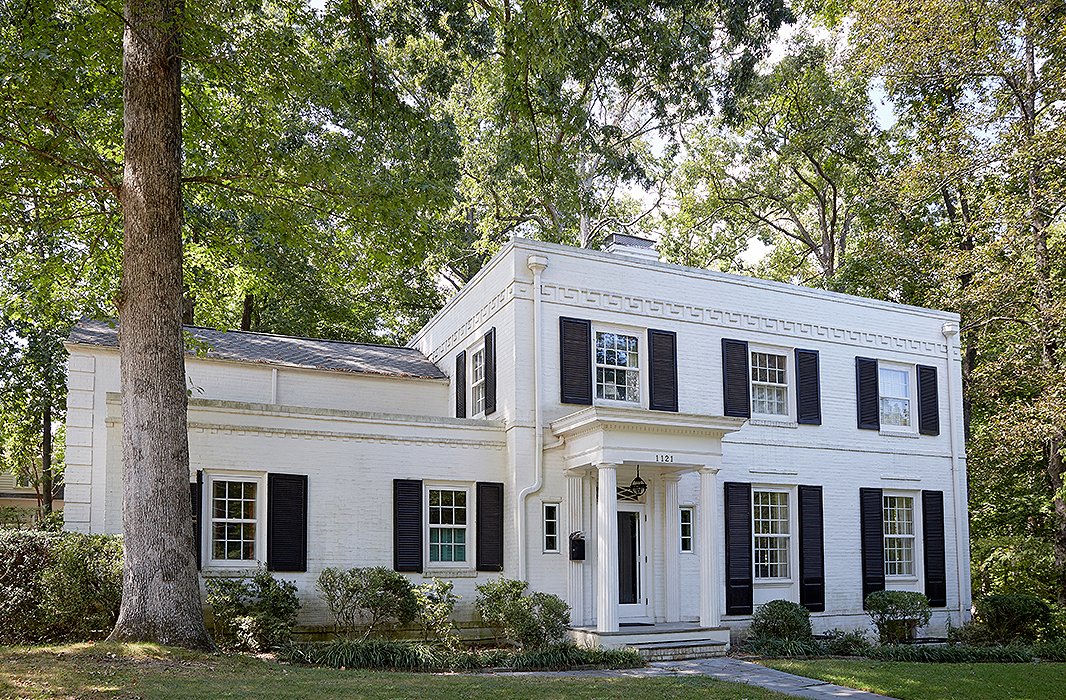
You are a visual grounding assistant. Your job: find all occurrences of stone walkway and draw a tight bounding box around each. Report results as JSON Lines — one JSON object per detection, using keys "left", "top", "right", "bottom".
{"left": 518, "top": 656, "right": 896, "bottom": 699}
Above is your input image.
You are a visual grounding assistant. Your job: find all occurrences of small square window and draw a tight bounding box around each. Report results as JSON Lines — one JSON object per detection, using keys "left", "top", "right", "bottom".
{"left": 680, "top": 507, "right": 694, "bottom": 552}
{"left": 543, "top": 503, "right": 560, "bottom": 552}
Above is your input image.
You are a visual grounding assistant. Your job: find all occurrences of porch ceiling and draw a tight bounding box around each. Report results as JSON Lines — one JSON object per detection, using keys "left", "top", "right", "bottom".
{"left": 549, "top": 406, "right": 747, "bottom": 472}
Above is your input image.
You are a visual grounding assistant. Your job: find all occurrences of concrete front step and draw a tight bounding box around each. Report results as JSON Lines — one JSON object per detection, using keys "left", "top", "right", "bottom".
{"left": 626, "top": 639, "right": 729, "bottom": 662}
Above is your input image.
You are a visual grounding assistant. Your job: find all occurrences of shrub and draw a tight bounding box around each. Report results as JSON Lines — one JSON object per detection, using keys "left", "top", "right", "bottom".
{"left": 742, "top": 637, "right": 828, "bottom": 657}
{"left": 205, "top": 567, "right": 300, "bottom": 652}
{"left": 412, "top": 578, "right": 461, "bottom": 649}
{"left": 39, "top": 533, "right": 123, "bottom": 640}
{"left": 973, "top": 593, "right": 1052, "bottom": 645}
{"left": 507, "top": 642, "right": 644, "bottom": 670}
{"left": 868, "top": 643, "right": 1034, "bottom": 663}
{"left": 316, "top": 567, "right": 418, "bottom": 639}
{"left": 475, "top": 577, "right": 570, "bottom": 650}
{"left": 865, "top": 590, "right": 932, "bottom": 644}
{"left": 748, "top": 599, "right": 812, "bottom": 642}
{"left": 0, "top": 528, "right": 54, "bottom": 643}
{"left": 821, "top": 628, "right": 871, "bottom": 656}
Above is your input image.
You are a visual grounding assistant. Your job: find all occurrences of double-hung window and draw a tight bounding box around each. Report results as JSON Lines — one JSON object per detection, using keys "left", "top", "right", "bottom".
{"left": 750, "top": 350, "right": 789, "bottom": 417}
{"left": 428, "top": 488, "right": 468, "bottom": 565}
{"left": 471, "top": 347, "right": 486, "bottom": 416}
{"left": 883, "top": 494, "right": 916, "bottom": 577}
{"left": 595, "top": 331, "right": 640, "bottom": 403}
{"left": 209, "top": 477, "right": 261, "bottom": 563}
{"left": 543, "top": 503, "right": 560, "bottom": 553}
{"left": 879, "top": 365, "right": 912, "bottom": 429}
{"left": 752, "top": 490, "right": 790, "bottom": 579}
{"left": 680, "top": 507, "right": 694, "bottom": 552}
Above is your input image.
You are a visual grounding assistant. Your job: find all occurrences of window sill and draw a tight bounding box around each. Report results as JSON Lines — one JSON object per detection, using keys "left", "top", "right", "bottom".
{"left": 423, "top": 567, "right": 478, "bottom": 578}
{"left": 594, "top": 398, "right": 643, "bottom": 410}
{"left": 755, "top": 579, "right": 795, "bottom": 587}
{"left": 201, "top": 565, "right": 261, "bottom": 577}
{"left": 749, "top": 417, "right": 798, "bottom": 429}
{"left": 879, "top": 429, "right": 920, "bottom": 439}
{"left": 886, "top": 575, "right": 919, "bottom": 583}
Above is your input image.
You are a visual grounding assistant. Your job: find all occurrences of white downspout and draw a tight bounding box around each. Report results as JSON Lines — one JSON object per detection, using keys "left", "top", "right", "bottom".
{"left": 517, "top": 254, "right": 548, "bottom": 581}
{"left": 942, "top": 321, "right": 972, "bottom": 622}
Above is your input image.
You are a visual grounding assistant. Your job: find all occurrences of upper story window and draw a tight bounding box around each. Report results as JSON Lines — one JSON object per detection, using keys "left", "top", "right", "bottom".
{"left": 879, "top": 365, "right": 912, "bottom": 429}
{"left": 752, "top": 489, "right": 790, "bottom": 580}
{"left": 209, "top": 477, "right": 261, "bottom": 564}
{"left": 428, "top": 487, "right": 468, "bottom": 565}
{"left": 750, "top": 350, "right": 788, "bottom": 417}
{"left": 595, "top": 331, "right": 640, "bottom": 403}
{"left": 471, "top": 347, "right": 486, "bottom": 416}
{"left": 883, "top": 494, "right": 915, "bottom": 577}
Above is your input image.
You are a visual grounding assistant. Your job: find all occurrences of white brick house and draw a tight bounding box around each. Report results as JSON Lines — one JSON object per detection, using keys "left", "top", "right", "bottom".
{"left": 64, "top": 235, "right": 971, "bottom": 649}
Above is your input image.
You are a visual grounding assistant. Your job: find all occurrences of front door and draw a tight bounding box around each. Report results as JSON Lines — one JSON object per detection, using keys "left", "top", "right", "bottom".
{"left": 617, "top": 504, "right": 648, "bottom": 621}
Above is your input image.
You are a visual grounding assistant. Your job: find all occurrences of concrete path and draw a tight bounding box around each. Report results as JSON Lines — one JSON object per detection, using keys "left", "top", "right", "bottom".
{"left": 514, "top": 656, "right": 896, "bottom": 699}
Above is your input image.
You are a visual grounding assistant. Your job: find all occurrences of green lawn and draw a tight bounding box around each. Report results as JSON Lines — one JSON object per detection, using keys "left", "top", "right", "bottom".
{"left": 762, "top": 658, "right": 1066, "bottom": 700}
{"left": 0, "top": 643, "right": 790, "bottom": 700}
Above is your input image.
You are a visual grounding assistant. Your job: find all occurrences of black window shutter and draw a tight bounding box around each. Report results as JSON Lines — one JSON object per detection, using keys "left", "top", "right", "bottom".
{"left": 724, "top": 481, "right": 754, "bottom": 615}
{"left": 648, "top": 329, "right": 678, "bottom": 412}
{"left": 560, "top": 317, "right": 592, "bottom": 405}
{"left": 798, "top": 485, "right": 825, "bottom": 612}
{"left": 191, "top": 470, "right": 203, "bottom": 571}
{"left": 795, "top": 349, "right": 822, "bottom": 425}
{"left": 267, "top": 473, "right": 308, "bottom": 572}
{"left": 476, "top": 482, "right": 505, "bottom": 571}
{"left": 922, "top": 490, "right": 948, "bottom": 607}
{"left": 917, "top": 365, "right": 940, "bottom": 436}
{"left": 859, "top": 487, "right": 885, "bottom": 605}
{"left": 455, "top": 351, "right": 467, "bottom": 418}
{"left": 394, "top": 479, "right": 423, "bottom": 572}
{"left": 856, "top": 357, "right": 880, "bottom": 430}
{"left": 722, "top": 339, "right": 751, "bottom": 418}
{"left": 483, "top": 328, "right": 497, "bottom": 415}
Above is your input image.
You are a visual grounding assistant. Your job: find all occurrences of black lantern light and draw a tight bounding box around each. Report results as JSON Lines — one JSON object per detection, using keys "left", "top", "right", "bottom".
{"left": 629, "top": 465, "right": 647, "bottom": 498}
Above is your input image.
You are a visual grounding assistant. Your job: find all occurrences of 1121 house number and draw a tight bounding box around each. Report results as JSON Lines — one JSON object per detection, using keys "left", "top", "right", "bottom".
{"left": 655, "top": 454, "right": 674, "bottom": 463}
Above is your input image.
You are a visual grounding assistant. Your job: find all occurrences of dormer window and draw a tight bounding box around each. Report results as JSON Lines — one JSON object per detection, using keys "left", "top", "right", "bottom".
{"left": 595, "top": 331, "right": 640, "bottom": 403}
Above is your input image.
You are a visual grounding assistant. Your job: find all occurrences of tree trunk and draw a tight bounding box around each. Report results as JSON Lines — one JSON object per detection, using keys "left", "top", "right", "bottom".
{"left": 241, "top": 293, "right": 254, "bottom": 331}
{"left": 108, "top": 0, "right": 211, "bottom": 648}
{"left": 41, "top": 393, "right": 52, "bottom": 515}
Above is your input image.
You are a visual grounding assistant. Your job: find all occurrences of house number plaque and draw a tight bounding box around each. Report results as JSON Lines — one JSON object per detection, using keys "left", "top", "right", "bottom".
{"left": 654, "top": 454, "right": 674, "bottom": 463}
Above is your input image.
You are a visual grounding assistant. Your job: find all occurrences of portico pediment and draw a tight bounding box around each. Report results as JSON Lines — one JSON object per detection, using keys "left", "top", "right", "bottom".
{"left": 549, "top": 406, "right": 747, "bottom": 472}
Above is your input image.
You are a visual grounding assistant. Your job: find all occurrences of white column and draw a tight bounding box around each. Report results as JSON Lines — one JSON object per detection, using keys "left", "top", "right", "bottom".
{"left": 566, "top": 473, "right": 585, "bottom": 626}
{"left": 595, "top": 463, "right": 619, "bottom": 633}
{"left": 663, "top": 474, "right": 681, "bottom": 622}
{"left": 699, "top": 467, "right": 721, "bottom": 628}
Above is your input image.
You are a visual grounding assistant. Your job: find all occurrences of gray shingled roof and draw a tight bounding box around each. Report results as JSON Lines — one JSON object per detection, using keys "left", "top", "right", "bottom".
{"left": 68, "top": 319, "right": 447, "bottom": 380}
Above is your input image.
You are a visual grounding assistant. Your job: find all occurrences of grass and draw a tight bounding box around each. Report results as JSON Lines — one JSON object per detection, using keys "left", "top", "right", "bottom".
{"left": 762, "top": 658, "right": 1066, "bottom": 700}
{"left": 0, "top": 642, "right": 792, "bottom": 700}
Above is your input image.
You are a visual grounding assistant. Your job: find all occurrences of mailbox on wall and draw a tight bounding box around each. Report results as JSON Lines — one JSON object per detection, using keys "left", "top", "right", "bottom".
{"left": 568, "top": 532, "right": 585, "bottom": 561}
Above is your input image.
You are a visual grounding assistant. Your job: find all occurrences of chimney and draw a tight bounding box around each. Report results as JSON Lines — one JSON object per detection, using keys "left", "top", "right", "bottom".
{"left": 604, "top": 233, "right": 660, "bottom": 262}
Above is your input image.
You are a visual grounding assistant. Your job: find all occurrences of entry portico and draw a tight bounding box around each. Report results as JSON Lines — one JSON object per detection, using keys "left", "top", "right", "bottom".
{"left": 549, "top": 406, "right": 746, "bottom": 635}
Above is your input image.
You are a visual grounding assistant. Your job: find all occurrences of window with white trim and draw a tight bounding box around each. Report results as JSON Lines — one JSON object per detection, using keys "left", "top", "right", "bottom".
{"left": 471, "top": 347, "right": 486, "bottom": 416}
{"left": 750, "top": 351, "right": 788, "bottom": 416}
{"left": 543, "top": 502, "right": 560, "bottom": 552}
{"left": 680, "top": 507, "right": 694, "bottom": 552}
{"left": 879, "top": 365, "right": 912, "bottom": 428}
{"left": 428, "top": 488, "right": 468, "bottom": 564}
{"left": 209, "top": 478, "right": 260, "bottom": 563}
{"left": 883, "top": 494, "right": 915, "bottom": 577}
{"left": 752, "top": 490, "right": 790, "bottom": 579}
{"left": 595, "top": 331, "right": 640, "bottom": 403}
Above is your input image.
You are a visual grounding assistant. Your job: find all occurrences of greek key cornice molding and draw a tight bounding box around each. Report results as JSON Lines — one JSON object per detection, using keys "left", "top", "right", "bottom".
{"left": 426, "top": 283, "right": 519, "bottom": 362}
{"left": 541, "top": 283, "right": 948, "bottom": 356}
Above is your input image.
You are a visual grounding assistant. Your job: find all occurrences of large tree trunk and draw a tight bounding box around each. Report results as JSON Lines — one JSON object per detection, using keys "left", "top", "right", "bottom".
{"left": 108, "top": 0, "right": 211, "bottom": 648}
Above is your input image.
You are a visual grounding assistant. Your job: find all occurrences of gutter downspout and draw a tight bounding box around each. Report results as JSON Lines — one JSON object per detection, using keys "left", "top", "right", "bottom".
{"left": 517, "top": 254, "right": 549, "bottom": 581}
{"left": 943, "top": 321, "right": 972, "bottom": 622}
